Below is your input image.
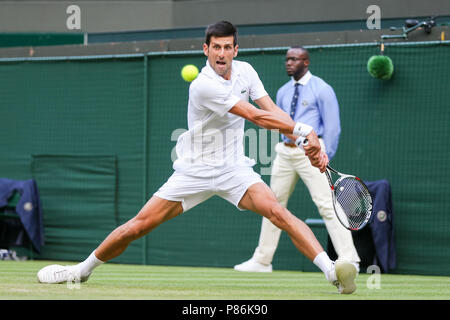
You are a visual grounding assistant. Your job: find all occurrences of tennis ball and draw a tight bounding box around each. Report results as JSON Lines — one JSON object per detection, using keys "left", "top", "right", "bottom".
{"left": 181, "top": 64, "right": 199, "bottom": 82}
{"left": 367, "top": 55, "right": 394, "bottom": 80}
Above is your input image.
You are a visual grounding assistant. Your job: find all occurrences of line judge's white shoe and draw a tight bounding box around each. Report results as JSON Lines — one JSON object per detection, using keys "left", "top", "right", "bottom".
{"left": 37, "top": 264, "right": 90, "bottom": 284}
{"left": 234, "top": 258, "right": 273, "bottom": 273}
{"left": 327, "top": 260, "right": 357, "bottom": 294}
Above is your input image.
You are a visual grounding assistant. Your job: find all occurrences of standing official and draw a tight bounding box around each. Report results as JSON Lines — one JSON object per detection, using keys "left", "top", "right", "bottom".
{"left": 234, "top": 47, "right": 360, "bottom": 273}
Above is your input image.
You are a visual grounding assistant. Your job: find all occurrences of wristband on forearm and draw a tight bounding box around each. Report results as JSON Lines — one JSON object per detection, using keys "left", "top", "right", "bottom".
{"left": 293, "top": 122, "right": 313, "bottom": 137}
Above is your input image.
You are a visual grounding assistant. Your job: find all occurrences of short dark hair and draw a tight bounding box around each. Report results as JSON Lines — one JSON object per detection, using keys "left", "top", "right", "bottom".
{"left": 205, "top": 21, "right": 237, "bottom": 46}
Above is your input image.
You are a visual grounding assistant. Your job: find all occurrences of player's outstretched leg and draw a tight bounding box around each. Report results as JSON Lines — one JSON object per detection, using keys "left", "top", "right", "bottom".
{"left": 37, "top": 196, "right": 183, "bottom": 284}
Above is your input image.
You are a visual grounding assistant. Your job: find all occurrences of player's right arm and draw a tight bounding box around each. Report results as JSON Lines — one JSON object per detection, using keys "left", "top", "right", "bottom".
{"left": 230, "top": 99, "right": 296, "bottom": 134}
{"left": 229, "top": 99, "right": 328, "bottom": 172}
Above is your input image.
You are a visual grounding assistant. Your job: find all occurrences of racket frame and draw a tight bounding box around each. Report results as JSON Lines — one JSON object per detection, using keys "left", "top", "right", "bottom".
{"left": 325, "top": 165, "right": 373, "bottom": 231}
{"left": 299, "top": 137, "right": 373, "bottom": 230}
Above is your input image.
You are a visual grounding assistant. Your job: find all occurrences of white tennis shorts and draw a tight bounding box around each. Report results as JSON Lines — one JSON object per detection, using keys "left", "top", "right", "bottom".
{"left": 154, "top": 166, "right": 263, "bottom": 212}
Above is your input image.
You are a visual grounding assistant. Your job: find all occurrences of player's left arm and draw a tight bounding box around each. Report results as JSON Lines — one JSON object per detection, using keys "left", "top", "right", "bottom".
{"left": 230, "top": 98, "right": 327, "bottom": 172}
{"left": 229, "top": 98, "right": 295, "bottom": 134}
{"left": 253, "top": 95, "right": 328, "bottom": 170}
{"left": 253, "top": 95, "right": 298, "bottom": 142}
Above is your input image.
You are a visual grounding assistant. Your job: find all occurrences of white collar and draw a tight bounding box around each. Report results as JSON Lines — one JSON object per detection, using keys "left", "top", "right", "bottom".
{"left": 292, "top": 71, "right": 312, "bottom": 86}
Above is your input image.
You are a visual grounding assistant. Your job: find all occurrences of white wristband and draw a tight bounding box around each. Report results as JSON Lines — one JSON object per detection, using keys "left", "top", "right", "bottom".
{"left": 293, "top": 122, "right": 313, "bottom": 137}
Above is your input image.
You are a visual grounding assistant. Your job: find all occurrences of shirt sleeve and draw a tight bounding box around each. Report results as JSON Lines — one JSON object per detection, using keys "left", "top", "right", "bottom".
{"left": 245, "top": 63, "right": 269, "bottom": 101}
{"left": 317, "top": 84, "right": 341, "bottom": 160}
{"left": 191, "top": 79, "right": 241, "bottom": 117}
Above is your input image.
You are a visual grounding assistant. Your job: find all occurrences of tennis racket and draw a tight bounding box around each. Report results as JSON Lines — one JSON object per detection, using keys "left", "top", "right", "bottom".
{"left": 324, "top": 165, "right": 373, "bottom": 231}
{"left": 300, "top": 138, "right": 373, "bottom": 231}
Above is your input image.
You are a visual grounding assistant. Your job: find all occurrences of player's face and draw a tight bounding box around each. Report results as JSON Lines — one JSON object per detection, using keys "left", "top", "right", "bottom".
{"left": 285, "top": 48, "right": 309, "bottom": 80}
{"left": 203, "top": 36, "right": 238, "bottom": 80}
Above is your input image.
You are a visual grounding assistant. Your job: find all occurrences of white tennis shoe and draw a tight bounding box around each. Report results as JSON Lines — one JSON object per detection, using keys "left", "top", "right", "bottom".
{"left": 37, "top": 264, "right": 90, "bottom": 284}
{"left": 327, "top": 260, "right": 357, "bottom": 294}
{"left": 234, "top": 258, "right": 273, "bottom": 273}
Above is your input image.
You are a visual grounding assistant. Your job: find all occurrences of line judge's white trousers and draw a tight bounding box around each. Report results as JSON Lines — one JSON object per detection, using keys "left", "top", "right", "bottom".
{"left": 251, "top": 141, "right": 360, "bottom": 265}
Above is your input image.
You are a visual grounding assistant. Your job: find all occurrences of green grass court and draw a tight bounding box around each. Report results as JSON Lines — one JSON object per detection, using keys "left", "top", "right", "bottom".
{"left": 1, "top": 260, "right": 449, "bottom": 300}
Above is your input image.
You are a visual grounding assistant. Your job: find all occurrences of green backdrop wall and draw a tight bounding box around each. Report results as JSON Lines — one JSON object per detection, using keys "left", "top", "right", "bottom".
{"left": 0, "top": 41, "right": 449, "bottom": 276}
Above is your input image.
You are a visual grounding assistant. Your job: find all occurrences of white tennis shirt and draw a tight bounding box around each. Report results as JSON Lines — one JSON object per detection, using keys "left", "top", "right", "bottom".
{"left": 173, "top": 59, "right": 268, "bottom": 176}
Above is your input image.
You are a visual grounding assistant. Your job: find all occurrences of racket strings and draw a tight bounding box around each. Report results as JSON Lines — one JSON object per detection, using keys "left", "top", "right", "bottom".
{"left": 334, "top": 178, "right": 372, "bottom": 229}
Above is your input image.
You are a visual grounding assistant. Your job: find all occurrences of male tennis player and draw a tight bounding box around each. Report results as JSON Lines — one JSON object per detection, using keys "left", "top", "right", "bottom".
{"left": 37, "top": 21, "right": 357, "bottom": 294}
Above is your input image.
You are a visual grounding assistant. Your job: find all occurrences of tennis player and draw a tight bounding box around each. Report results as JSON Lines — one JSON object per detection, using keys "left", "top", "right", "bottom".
{"left": 37, "top": 21, "right": 357, "bottom": 294}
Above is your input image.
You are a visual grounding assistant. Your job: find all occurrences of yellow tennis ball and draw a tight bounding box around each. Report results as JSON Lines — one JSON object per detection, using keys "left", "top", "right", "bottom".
{"left": 181, "top": 64, "right": 199, "bottom": 82}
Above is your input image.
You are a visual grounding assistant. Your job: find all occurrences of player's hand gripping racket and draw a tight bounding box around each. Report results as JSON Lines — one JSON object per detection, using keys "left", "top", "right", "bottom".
{"left": 301, "top": 138, "right": 373, "bottom": 231}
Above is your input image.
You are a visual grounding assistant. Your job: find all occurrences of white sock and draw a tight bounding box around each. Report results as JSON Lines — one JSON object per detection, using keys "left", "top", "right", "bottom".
{"left": 78, "top": 251, "right": 104, "bottom": 277}
{"left": 313, "top": 251, "right": 334, "bottom": 281}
